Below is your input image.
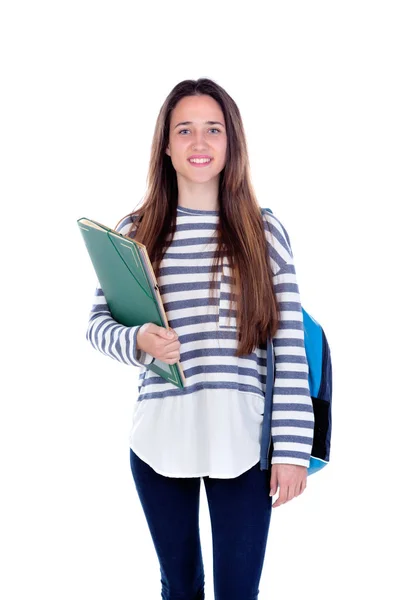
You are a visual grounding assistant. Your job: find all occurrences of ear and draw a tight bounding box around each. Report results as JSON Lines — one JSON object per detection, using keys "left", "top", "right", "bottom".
{"left": 165, "top": 144, "right": 171, "bottom": 156}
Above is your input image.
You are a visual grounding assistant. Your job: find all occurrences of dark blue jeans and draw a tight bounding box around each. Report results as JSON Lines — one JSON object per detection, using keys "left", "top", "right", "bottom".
{"left": 130, "top": 448, "right": 273, "bottom": 600}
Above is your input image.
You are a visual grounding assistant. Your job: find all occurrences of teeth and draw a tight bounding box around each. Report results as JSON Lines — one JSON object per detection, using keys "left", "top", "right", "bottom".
{"left": 189, "top": 158, "right": 211, "bottom": 163}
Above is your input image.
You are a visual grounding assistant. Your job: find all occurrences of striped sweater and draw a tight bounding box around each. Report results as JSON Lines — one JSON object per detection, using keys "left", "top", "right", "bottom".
{"left": 86, "top": 205, "right": 315, "bottom": 469}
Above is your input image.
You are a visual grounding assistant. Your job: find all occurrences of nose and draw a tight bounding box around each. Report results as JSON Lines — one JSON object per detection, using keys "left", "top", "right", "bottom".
{"left": 191, "top": 131, "right": 209, "bottom": 150}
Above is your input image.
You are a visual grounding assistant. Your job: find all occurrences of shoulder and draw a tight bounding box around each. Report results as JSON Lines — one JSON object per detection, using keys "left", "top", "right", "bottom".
{"left": 260, "top": 207, "right": 294, "bottom": 270}
{"left": 114, "top": 213, "right": 141, "bottom": 237}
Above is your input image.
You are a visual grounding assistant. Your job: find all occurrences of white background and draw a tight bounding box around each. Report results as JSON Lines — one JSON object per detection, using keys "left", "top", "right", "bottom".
{"left": 1, "top": 1, "right": 397, "bottom": 598}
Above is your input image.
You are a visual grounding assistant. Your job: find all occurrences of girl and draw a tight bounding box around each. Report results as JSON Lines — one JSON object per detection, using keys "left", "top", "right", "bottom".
{"left": 86, "top": 78, "right": 314, "bottom": 600}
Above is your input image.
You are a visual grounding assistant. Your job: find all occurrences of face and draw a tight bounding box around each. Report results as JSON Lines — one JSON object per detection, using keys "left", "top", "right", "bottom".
{"left": 166, "top": 94, "right": 227, "bottom": 184}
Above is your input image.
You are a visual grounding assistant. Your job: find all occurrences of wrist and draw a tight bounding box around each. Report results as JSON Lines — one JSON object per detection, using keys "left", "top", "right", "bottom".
{"left": 136, "top": 326, "right": 143, "bottom": 351}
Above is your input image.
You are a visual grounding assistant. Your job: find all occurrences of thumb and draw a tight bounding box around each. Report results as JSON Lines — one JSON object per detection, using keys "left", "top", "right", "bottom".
{"left": 269, "top": 469, "right": 277, "bottom": 496}
{"left": 163, "top": 327, "right": 177, "bottom": 339}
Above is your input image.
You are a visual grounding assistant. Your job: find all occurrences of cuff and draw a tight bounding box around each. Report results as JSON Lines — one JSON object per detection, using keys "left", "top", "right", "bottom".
{"left": 130, "top": 326, "right": 155, "bottom": 367}
{"left": 271, "top": 456, "right": 310, "bottom": 469}
{"left": 135, "top": 348, "right": 155, "bottom": 366}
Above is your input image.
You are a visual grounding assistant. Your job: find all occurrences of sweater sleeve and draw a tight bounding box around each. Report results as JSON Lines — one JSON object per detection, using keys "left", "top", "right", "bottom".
{"left": 85, "top": 215, "right": 155, "bottom": 368}
{"left": 263, "top": 210, "right": 315, "bottom": 468}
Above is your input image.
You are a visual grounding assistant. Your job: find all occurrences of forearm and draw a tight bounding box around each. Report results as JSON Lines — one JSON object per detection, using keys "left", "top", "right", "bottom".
{"left": 86, "top": 285, "right": 155, "bottom": 367}
{"left": 270, "top": 261, "right": 314, "bottom": 467}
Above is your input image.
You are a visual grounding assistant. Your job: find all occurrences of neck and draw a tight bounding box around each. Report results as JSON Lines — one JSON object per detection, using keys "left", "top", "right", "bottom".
{"left": 176, "top": 173, "right": 220, "bottom": 212}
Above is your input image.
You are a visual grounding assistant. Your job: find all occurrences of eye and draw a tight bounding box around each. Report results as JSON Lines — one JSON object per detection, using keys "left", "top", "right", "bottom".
{"left": 178, "top": 128, "right": 222, "bottom": 135}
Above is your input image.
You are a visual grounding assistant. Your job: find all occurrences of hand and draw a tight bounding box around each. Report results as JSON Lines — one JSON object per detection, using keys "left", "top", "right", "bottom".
{"left": 136, "top": 323, "right": 181, "bottom": 364}
{"left": 269, "top": 464, "right": 307, "bottom": 508}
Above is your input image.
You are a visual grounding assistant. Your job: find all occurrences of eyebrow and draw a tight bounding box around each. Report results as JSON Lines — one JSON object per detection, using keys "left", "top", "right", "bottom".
{"left": 173, "top": 120, "right": 225, "bottom": 129}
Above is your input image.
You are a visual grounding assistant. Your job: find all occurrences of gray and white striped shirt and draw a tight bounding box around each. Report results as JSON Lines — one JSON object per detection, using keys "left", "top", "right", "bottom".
{"left": 86, "top": 205, "right": 314, "bottom": 476}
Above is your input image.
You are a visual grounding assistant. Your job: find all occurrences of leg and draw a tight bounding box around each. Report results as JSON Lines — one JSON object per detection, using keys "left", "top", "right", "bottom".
{"left": 130, "top": 449, "right": 205, "bottom": 600}
{"left": 203, "top": 462, "right": 272, "bottom": 600}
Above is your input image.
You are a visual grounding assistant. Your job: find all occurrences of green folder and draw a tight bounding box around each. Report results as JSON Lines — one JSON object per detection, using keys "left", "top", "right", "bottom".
{"left": 77, "top": 217, "right": 185, "bottom": 388}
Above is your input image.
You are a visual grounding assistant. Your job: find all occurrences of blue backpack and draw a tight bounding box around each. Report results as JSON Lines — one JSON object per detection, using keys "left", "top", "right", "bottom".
{"left": 264, "top": 208, "right": 332, "bottom": 475}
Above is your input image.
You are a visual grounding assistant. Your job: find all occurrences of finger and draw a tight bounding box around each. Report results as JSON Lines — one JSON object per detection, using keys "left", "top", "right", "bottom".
{"left": 272, "top": 487, "right": 287, "bottom": 508}
{"left": 286, "top": 486, "right": 296, "bottom": 502}
{"left": 293, "top": 483, "right": 301, "bottom": 498}
{"left": 269, "top": 472, "right": 278, "bottom": 497}
{"left": 272, "top": 496, "right": 285, "bottom": 508}
{"left": 287, "top": 485, "right": 295, "bottom": 502}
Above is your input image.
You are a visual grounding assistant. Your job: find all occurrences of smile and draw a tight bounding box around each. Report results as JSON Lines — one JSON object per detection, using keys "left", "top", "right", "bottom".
{"left": 188, "top": 158, "right": 213, "bottom": 167}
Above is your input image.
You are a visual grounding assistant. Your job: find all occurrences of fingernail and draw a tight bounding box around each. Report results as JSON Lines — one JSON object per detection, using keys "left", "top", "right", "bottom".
{"left": 167, "top": 331, "right": 173, "bottom": 337}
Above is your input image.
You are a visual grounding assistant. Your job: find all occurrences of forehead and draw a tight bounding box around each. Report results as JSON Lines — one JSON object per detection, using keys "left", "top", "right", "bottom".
{"left": 171, "top": 94, "right": 224, "bottom": 123}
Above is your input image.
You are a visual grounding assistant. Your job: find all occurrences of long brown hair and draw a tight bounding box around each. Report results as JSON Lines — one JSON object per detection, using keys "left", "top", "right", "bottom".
{"left": 115, "top": 78, "right": 280, "bottom": 356}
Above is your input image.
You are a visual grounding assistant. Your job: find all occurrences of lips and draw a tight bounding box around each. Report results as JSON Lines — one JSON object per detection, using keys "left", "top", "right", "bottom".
{"left": 187, "top": 157, "right": 213, "bottom": 167}
{"left": 188, "top": 155, "right": 212, "bottom": 160}
{"left": 187, "top": 156, "right": 213, "bottom": 164}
